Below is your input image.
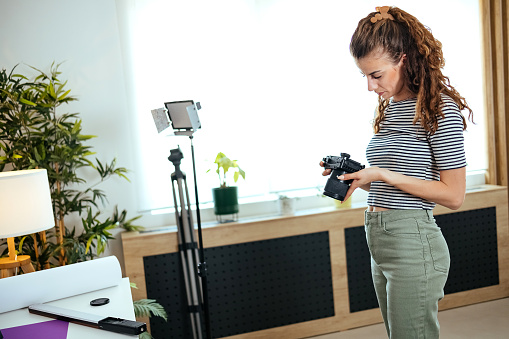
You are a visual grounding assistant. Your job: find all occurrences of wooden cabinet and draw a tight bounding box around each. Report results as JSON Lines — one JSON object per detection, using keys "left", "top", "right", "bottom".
{"left": 122, "top": 185, "right": 509, "bottom": 338}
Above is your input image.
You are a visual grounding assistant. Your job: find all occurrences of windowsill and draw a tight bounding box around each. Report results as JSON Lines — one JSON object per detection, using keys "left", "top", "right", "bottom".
{"left": 138, "top": 170, "right": 488, "bottom": 232}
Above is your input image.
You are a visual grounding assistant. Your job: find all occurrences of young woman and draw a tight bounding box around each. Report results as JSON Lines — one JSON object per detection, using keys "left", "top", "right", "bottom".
{"left": 321, "top": 6, "right": 473, "bottom": 338}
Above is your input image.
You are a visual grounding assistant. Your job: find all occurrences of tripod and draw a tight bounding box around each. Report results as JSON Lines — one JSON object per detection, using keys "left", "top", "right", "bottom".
{"left": 168, "top": 143, "right": 211, "bottom": 339}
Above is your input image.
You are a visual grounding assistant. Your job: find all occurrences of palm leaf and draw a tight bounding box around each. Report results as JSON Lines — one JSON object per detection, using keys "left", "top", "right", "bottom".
{"left": 133, "top": 299, "right": 168, "bottom": 321}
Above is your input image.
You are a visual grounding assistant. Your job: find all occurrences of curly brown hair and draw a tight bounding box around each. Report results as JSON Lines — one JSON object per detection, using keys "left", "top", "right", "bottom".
{"left": 350, "top": 7, "right": 473, "bottom": 134}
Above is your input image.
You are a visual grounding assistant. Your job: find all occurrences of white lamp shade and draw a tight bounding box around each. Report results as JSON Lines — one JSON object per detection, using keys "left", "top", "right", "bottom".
{"left": 0, "top": 169, "right": 55, "bottom": 238}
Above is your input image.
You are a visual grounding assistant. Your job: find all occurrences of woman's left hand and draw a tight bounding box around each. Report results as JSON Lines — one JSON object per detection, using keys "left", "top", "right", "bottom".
{"left": 337, "top": 167, "right": 382, "bottom": 202}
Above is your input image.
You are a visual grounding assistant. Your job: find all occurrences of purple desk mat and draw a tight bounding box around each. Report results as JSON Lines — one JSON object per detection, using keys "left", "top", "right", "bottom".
{"left": 0, "top": 319, "right": 69, "bottom": 339}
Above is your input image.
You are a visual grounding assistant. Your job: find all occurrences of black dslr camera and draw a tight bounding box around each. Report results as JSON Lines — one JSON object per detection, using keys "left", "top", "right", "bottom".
{"left": 322, "top": 153, "right": 365, "bottom": 201}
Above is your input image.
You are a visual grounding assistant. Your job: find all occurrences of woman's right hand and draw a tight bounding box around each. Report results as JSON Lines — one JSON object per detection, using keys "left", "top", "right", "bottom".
{"left": 319, "top": 161, "right": 332, "bottom": 176}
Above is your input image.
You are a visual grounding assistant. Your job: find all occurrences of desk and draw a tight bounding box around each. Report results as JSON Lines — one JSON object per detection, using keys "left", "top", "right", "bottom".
{"left": 0, "top": 278, "right": 137, "bottom": 338}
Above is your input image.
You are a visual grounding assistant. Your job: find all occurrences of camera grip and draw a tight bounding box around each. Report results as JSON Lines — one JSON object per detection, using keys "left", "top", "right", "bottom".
{"left": 332, "top": 169, "right": 353, "bottom": 184}
{"left": 323, "top": 169, "right": 351, "bottom": 201}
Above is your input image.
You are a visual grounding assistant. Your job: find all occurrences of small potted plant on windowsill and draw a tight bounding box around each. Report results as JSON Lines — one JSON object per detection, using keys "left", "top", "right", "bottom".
{"left": 208, "top": 152, "right": 245, "bottom": 222}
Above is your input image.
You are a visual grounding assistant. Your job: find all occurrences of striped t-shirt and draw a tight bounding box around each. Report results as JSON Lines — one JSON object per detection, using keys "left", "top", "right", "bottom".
{"left": 366, "top": 95, "right": 466, "bottom": 210}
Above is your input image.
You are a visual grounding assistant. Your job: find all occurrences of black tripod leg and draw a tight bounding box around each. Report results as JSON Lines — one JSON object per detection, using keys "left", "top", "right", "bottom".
{"left": 169, "top": 142, "right": 212, "bottom": 339}
{"left": 178, "top": 176, "right": 204, "bottom": 338}
{"left": 190, "top": 137, "right": 212, "bottom": 339}
{"left": 172, "top": 175, "right": 203, "bottom": 339}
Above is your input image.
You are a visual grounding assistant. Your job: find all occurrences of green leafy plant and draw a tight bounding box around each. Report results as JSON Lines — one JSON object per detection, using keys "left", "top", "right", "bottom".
{"left": 131, "top": 282, "right": 167, "bottom": 339}
{"left": 208, "top": 152, "right": 245, "bottom": 188}
{"left": 0, "top": 62, "right": 142, "bottom": 267}
{"left": 0, "top": 62, "right": 165, "bottom": 338}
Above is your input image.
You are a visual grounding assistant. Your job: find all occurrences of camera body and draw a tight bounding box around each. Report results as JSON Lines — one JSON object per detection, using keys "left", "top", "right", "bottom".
{"left": 322, "top": 153, "right": 365, "bottom": 201}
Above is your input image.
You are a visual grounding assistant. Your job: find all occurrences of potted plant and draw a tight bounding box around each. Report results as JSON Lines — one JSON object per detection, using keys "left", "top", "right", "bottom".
{"left": 208, "top": 152, "right": 245, "bottom": 221}
{"left": 277, "top": 194, "right": 296, "bottom": 216}
{"left": 0, "top": 63, "right": 142, "bottom": 267}
{"left": 0, "top": 62, "right": 167, "bottom": 338}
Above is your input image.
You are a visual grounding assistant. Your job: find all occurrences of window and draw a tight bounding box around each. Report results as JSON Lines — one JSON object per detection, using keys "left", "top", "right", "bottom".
{"left": 121, "top": 0, "right": 486, "bottom": 217}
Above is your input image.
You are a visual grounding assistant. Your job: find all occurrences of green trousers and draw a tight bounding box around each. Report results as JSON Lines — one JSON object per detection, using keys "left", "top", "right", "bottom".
{"left": 365, "top": 209, "right": 450, "bottom": 338}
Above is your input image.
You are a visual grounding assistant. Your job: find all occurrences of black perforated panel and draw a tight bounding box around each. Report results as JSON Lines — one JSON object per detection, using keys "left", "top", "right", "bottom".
{"left": 345, "top": 207, "right": 500, "bottom": 312}
{"left": 439, "top": 207, "right": 499, "bottom": 294}
{"left": 144, "top": 253, "right": 194, "bottom": 338}
{"left": 344, "top": 226, "right": 378, "bottom": 312}
{"left": 144, "top": 232, "right": 335, "bottom": 338}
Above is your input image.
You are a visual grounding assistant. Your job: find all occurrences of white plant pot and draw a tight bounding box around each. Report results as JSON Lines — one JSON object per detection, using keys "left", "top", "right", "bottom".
{"left": 278, "top": 198, "right": 296, "bottom": 216}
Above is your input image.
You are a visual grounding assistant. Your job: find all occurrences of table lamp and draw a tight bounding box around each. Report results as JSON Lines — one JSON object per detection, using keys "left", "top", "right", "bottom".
{"left": 0, "top": 169, "right": 55, "bottom": 278}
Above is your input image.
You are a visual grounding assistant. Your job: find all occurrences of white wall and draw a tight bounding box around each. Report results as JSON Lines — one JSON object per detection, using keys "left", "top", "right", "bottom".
{"left": 0, "top": 0, "right": 489, "bottom": 270}
{"left": 0, "top": 0, "right": 140, "bottom": 269}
